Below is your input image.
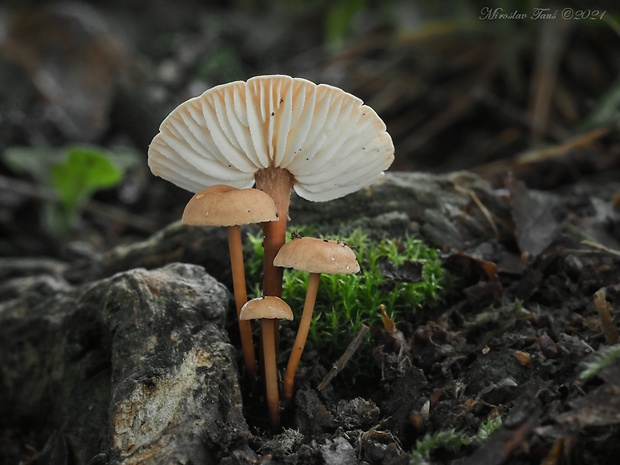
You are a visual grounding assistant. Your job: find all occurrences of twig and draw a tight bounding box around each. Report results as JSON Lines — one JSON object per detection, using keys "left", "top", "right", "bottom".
{"left": 581, "top": 240, "right": 620, "bottom": 259}
{"left": 593, "top": 288, "right": 619, "bottom": 345}
{"left": 469, "top": 189, "right": 498, "bottom": 239}
{"left": 318, "top": 324, "right": 369, "bottom": 391}
{"left": 0, "top": 173, "right": 161, "bottom": 233}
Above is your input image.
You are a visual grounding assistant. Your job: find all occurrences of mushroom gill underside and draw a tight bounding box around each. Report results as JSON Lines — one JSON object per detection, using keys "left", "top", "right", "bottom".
{"left": 148, "top": 75, "right": 394, "bottom": 202}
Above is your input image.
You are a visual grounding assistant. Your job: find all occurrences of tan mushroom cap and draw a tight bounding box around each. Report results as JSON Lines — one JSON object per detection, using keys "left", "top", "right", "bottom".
{"left": 182, "top": 185, "right": 279, "bottom": 227}
{"left": 239, "top": 296, "right": 294, "bottom": 321}
{"left": 273, "top": 237, "right": 360, "bottom": 274}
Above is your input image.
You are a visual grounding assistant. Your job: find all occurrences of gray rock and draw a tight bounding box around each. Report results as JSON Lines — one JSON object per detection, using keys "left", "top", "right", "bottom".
{"left": 289, "top": 171, "right": 511, "bottom": 248}
{"left": 78, "top": 172, "right": 510, "bottom": 287}
{"left": 319, "top": 437, "right": 357, "bottom": 465}
{"left": 294, "top": 389, "right": 335, "bottom": 438}
{"left": 0, "top": 263, "right": 251, "bottom": 465}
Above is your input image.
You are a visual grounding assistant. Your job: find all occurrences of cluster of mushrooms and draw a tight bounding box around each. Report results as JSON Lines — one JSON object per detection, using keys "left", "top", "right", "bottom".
{"left": 148, "top": 75, "right": 394, "bottom": 429}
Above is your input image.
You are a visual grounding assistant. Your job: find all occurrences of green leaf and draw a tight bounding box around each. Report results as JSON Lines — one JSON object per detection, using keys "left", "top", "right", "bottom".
{"left": 50, "top": 147, "right": 123, "bottom": 214}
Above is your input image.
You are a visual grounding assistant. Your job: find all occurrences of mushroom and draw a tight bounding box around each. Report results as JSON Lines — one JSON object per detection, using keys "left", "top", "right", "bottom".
{"left": 148, "top": 74, "right": 394, "bottom": 299}
{"left": 148, "top": 75, "right": 393, "bottom": 424}
{"left": 239, "top": 295, "right": 294, "bottom": 429}
{"left": 182, "top": 184, "right": 279, "bottom": 382}
{"left": 273, "top": 236, "right": 360, "bottom": 402}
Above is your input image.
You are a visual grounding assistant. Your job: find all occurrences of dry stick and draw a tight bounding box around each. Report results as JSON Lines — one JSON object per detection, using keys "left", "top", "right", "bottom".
{"left": 227, "top": 225, "right": 257, "bottom": 381}
{"left": 318, "top": 324, "right": 370, "bottom": 391}
{"left": 581, "top": 240, "right": 620, "bottom": 259}
{"left": 469, "top": 189, "right": 498, "bottom": 239}
{"left": 283, "top": 272, "right": 320, "bottom": 402}
{"left": 593, "top": 289, "right": 619, "bottom": 345}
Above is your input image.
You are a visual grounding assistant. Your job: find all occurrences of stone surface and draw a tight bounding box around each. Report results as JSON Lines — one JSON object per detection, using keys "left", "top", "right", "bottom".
{"left": 0, "top": 263, "right": 250, "bottom": 465}
{"left": 289, "top": 171, "right": 512, "bottom": 249}
{"left": 77, "top": 172, "right": 512, "bottom": 288}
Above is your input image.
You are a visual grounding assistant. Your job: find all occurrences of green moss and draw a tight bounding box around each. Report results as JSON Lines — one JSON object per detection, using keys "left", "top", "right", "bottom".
{"left": 580, "top": 344, "right": 620, "bottom": 380}
{"left": 246, "top": 227, "right": 445, "bottom": 376}
{"left": 410, "top": 416, "right": 503, "bottom": 465}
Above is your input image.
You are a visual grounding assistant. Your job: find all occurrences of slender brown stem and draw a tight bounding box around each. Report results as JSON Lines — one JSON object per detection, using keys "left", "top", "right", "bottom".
{"left": 255, "top": 168, "right": 294, "bottom": 297}
{"left": 253, "top": 168, "right": 293, "bottom": 428}
{"left": 261, "top": 318, "right": 280, "bottom": 430}
{"left": 283, "top": 272, "right": 320, "bottom": 402}
{"left": 227, "top": 226, "right": 257, "bottom": 381}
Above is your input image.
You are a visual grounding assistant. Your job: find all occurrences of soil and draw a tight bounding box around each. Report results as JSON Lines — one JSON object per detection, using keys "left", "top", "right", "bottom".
{"left": 1, "top": 2, "right": 620, "bottom": 465}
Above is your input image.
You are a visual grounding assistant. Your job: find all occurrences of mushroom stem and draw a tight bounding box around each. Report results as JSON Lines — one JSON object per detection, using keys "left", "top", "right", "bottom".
{"left": 261, "top": 318, "right": 280, "bottom": 430}
{"left": 255, "top": 168, "right": 294, "bottom": 297}
{"left": 283, "top": 272, "right": 321, "bottom": 402}
{"left": 227, "top": 225, "right": 257, "bottom": 382}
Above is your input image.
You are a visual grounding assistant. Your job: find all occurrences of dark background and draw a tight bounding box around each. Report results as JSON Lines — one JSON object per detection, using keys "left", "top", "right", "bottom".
{"left": 1, "top": 0, "right": 619, "bottom": 254}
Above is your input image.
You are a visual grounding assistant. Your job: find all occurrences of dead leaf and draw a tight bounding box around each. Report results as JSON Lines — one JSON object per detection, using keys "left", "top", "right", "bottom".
{"left": 379, "top": 258, "right": 423, "bottom": 283}
{"left": 509, "top": 178, "right": 562, "bottom": 258}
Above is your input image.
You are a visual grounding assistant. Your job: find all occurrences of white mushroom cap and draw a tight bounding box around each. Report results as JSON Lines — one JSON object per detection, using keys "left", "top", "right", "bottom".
{"left": 182, "top": 185, "right": 279, "bottom": 226}
{"left": 273, "top": 237, "right": 360, "bottom": 274}
{"left": 148, "top": 75, "right": 394, "bottom": 202}
{"left": 239, "top": 296, "right": 294, "bottom": 320}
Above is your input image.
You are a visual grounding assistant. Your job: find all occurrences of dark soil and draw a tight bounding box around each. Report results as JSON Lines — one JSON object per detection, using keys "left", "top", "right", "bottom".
{"left": 1, "top": 1, "right": 620, "bottom": 464}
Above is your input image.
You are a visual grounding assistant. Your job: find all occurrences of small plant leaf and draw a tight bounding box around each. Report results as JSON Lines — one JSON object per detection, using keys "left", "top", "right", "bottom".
{"left": 51, "top": 147, "right": 123, "bottom": 212}
{"left": 49, "top": 147, "right": 124, "bottom": 235}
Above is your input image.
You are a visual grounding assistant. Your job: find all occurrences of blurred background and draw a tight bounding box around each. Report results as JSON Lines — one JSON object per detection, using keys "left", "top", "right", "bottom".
{"left": 0, "top": 0, "right": 619, "bottom": 257}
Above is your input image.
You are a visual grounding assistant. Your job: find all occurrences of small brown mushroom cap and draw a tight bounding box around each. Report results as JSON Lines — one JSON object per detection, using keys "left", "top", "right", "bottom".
{"left": 239, "top": 296, "right": 294, "bottom": 321}
{"left": 273, "top": 237, "right": 360, "bottom": 274}
{"left": 182, "top": 185, "right": 279, "bottom": 227}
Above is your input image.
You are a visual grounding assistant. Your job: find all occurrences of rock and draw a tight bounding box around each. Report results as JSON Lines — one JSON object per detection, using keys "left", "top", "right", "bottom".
{"left": 0, "top": 263, "right": 250, "bottom": 465}
{"left": 288, "top": 171, "right": 511, "bottom": 249}
{"left": 75, "top": 172, "right": 511, "bottom": 288}
{"left": 319, "top": 437, "right": 357, "bottom": 465}
{"left": 336, "top": 398, "right": 381, "bottom": 431}
{"left": 294, "top": 389, "right": 335, "bottom": 439}
{"left": 76, "top": 220, "right": 233, "bottom": 285}
{"left": 378, "top": 366, "right": 427, "bottom": 441}
{"left": 463, "top": 349, "right": 528, "bottom": 405}
{"left": 359, "top": 429, "right": 409, "bottom": 465}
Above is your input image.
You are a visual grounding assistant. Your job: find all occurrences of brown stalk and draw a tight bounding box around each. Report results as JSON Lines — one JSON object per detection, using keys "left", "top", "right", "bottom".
{"left": 283, "top": 272, "right": 320, "bottom": 402}
{"left": 261, "top": 318, "right": 280, "bottom": 429}
{"left": 227, "top": 225, "right": 257, "bottom": 381}
{"left": 255, "top": 167, "right": 294, "bottom": 297}
{"left": 254, "top": 167, "right": 294, "bottom": 429}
